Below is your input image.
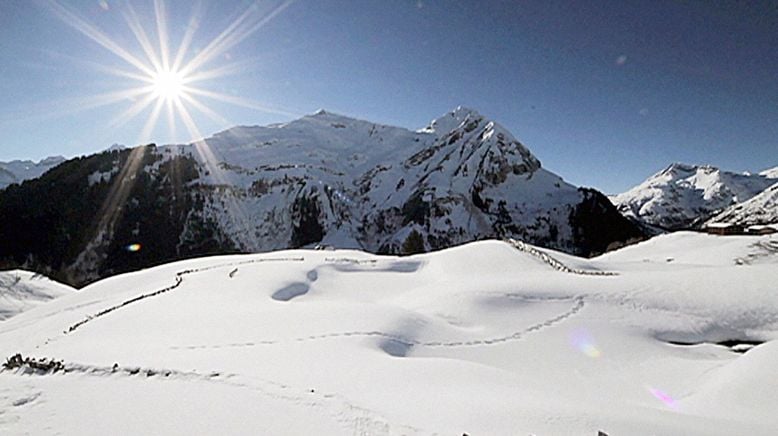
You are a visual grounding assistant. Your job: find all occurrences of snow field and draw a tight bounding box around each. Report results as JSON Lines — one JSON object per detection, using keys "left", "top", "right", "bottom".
{"left": 1, "top": 233, "right": 777, "bottom": 435}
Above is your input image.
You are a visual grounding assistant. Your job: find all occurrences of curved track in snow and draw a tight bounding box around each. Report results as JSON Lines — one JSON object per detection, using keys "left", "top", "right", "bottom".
{"left": 64, "top": 256, "right": 304, "bottom": 334}
{"left": 171, "top": 296, "right": 585, "bottom": 352}
{"left": 505, "top": 238, "right": 618, "bottom": 276}
{"left": 60, "top": 247, "right": 591, "bottom": 352}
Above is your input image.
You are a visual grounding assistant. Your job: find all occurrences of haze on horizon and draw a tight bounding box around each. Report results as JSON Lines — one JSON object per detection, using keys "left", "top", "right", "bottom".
{"left": 0, "top": 0, "right": 776, "bottom": 194}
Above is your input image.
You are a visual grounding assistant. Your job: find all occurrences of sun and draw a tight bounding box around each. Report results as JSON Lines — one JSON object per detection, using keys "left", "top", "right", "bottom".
{"left": 44, "top": 0, "right": 296, "bottom": 145}
{"left": 37, "top": 0, "right": 297, "bottom": 270}
{"left": 151, "top": 69, "right": 185, "bottom": 101}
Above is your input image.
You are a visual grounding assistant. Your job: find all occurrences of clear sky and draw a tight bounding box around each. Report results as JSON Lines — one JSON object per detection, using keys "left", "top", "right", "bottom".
{"left": 1, "top": 0, "right": 776, "bottom": 194}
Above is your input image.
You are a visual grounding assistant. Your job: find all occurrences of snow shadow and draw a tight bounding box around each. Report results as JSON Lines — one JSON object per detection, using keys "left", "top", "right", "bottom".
{"left": 271, "top": 269, "right": 319, "bottom": 302}
{"left": 656, "top": 329, "right": 766, "bottom": 354}
{"left": 271, "top": 283, "right": 310, "bottom": 301}
{"left": 378, "top": 338, "right": 414, "bottom": 357}
{"left": 328, "top": 260, "right": 423, "bottom": 274}
{"left": 477, "top": 293, "right": 576, "bottom": 309}
{"left": 375, "top": 316, "right": 428, "bottom": 358}
{"left": 665, "top": 338, "right": 765, "bottom": 354}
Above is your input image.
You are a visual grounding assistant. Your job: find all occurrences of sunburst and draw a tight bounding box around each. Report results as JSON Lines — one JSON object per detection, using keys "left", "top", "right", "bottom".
{"left": 39, "top": 0, "right": 295, "bottom": 258}
{"left": 43, "top": 0, "right": 296, "bottom": 145}
{"left": 150, "top": 69, "right": 185, "bottom": 101}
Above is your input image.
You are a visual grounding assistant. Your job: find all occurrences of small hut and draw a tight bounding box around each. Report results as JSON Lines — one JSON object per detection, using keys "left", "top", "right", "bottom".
{"left": 746, "top": 224, "right": 778, "bottom": 235}
{"left": 704, "top": 222, "right": 743, "bottom": 235}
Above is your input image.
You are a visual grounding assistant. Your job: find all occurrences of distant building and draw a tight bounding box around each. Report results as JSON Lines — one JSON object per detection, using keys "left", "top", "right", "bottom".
{"left": 703, "top": 222, "right": 743, "bottom": 235}
{"left": 746, "top": 224, "right": 778, "bottom": 235}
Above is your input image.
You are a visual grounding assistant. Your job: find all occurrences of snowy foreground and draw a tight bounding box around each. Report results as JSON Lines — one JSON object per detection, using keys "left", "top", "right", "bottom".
{"left": 1, "top": 232, "right": 777, "bottom": 435}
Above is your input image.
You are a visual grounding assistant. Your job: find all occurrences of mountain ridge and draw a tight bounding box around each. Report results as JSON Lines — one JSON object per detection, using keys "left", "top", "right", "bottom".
{"left": 0, "top": 156, "right": 66, "bottom": 189}
{"left": 708, "top": 180, "right": 778, "bottom": 226}
{"left": 612, "top": 162, "right": 777, "bottom": 230}
{"left": 0, "top": 107, "right": 643, "bottom": 286}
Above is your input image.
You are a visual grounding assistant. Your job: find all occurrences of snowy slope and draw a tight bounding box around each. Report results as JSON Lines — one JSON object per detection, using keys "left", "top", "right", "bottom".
{"left": 708, "top": 180, "right": 778, "bottom": 226}
{"left": 0, "top": 234, "right": 776, "bottom": 435}
{"left": 0, "top": 156, "right": 65, "bottom": 189}
{"left": 0, "top": 270, "right": 74, "bottom": 320}
{"left": 612, "top": 163, "right": 777, "bottom": 230}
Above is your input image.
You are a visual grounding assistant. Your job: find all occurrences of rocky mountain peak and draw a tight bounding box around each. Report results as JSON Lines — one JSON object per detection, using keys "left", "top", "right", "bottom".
{"left": 420, "top": 106, "right": 484, "bottom": 135}
{"left": 660, "top": 162, "right": 707, "bottom": 177}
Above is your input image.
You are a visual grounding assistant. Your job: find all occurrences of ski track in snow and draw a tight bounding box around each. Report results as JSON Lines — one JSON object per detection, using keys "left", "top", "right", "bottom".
{"left": 63, "top": 237, "right": 606, "bottom": 337}
{"left": 17, "top": 242, "right": 605, "bottom": 434}
{"left": 14, "top": 255, "right": 442, "bottom": 434}
{"left": 5, "top": 234, "right": 778, "bottom": 434}
{"left": 170, "top": 296, "right": 585, "bottom": 352}
{"left": 60, "top": 240, "right": 598, "bottom": 354}
{"left": 63, "top": 256, "right": 305, "bottom": 335}
{"left": 0, "top": 359, "right": 424, "bottom": 435}
{"left": 505, "top": 238, "right": 618, "bottom": 276}
{"left": 62, "top": 255, "right": 419, "bottom": 336}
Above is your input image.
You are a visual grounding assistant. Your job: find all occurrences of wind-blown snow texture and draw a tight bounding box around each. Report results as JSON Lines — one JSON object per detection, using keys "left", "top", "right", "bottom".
{"left": 0, "top": 233, "right": 776, "bottom": 435}
{"left": 612, "top": 163, "right": 777, "bottom": 230}
{"left": 0, "top": 270, "right": 74, "bottom": 320}
{"left": 0, "top": 107, "right": 642, "bottom": 286}
{"left": 0, "top": 156, "right": 65, "bottom": 189}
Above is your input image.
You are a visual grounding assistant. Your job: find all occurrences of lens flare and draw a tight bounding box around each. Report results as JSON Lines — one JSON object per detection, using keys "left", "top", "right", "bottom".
{"left": 40, "top": 0, "right": 298, "bottom": 263}
{"left": 570, "top": 328, "right": 602, "bottom": 358}
{"left": 648, "top": 387, "right": 678, "bottom": 409}
{"left": 42, "top": 0, "right": 298, "bottom": 144}
{"left": 126, "top": 243, "right": 142, "bottom": 252}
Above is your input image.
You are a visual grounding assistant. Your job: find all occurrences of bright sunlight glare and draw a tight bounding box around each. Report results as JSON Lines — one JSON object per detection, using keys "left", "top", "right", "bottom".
{"left": 38, "top": 0, "right": 297, "bottom": 260}
{"left": 43, "top": 0, "right": 297, "bottom": 145}
{"left": 151, "top": 70, "right": 185, "bottom": 101}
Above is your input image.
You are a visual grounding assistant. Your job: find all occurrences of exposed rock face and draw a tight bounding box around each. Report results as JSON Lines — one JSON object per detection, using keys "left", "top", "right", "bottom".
{"left": 0, "top": 107, "right": 643, "bottom": 286}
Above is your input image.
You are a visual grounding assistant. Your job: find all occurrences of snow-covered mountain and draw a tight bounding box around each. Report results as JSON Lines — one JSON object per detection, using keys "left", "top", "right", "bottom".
{"left": 612, "top": 163, "right": 777, "bottom": 230}
{"left": 708, "top": 180, "right": 778, "bottom": 226}
{"left": 189, "top": 107, "right": 636, "bottom": 253}
{"left": 0, "top": 270, "right": 74, "bottom": 320}
{"left": 1, "top": 234, "right": 777, "bottom": 434}
{"left": 0, "top": 156, "right": 65, "bottom": 189}
{"left": 759, "top": 166, "right": 778, "bottom": 179}
{"left": 0, "top": 107, "right": 643, "bottom": 286}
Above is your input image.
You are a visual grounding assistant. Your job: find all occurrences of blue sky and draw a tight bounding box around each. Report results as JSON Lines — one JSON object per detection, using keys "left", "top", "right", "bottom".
{"left": 0, "top": 0, "right": 776, "bottom": 193}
